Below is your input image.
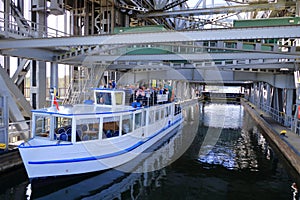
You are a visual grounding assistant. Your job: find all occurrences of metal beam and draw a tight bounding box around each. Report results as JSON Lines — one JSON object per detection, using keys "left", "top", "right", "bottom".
{"left": 234, "top": 71, "right": 295, "bottom": 89}
{"left": 136, "top": 2, "right": 292, "bottom": 18}
{"left": 75, "top": 52, "right": 299, "bottom": 62}
{"left": 0, "top": 67, "right": 31, "bottom": 119}
{"left": 0, "top": 26, "right": 300, "bottom": 49}
{"left": 107, "top": 62, "right": 295, "bottom": 70}
{"left": 1, "top": 48, "right": 58, "bottom": 61}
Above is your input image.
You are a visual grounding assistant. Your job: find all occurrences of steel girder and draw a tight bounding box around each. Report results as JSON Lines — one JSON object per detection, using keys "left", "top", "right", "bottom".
{"left": 0, "top": 26, "right": 300, "bottom": 49}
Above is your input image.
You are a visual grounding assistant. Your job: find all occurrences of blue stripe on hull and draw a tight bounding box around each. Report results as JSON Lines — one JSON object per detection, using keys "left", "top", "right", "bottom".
{"left": 28, "top": 118, "right": 183, "bottom": 165}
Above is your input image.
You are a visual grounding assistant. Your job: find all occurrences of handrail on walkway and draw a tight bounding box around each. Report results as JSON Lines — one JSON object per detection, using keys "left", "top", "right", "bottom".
{"left": 8, "top": 120, "right": 31, "bottom": 147}
{"left": 0, "top": 10, "right": 69, "bottom": 38}
{"left": 251, "top": 101, "right": 300, "bottom": 135}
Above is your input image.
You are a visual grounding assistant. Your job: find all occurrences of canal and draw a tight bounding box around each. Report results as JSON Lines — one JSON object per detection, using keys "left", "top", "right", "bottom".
{"left": 0, "top": 102, "right": 299, "bottom": 200}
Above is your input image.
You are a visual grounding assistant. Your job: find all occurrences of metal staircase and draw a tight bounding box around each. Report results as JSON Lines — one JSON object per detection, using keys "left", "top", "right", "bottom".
{"left": 10, "top": 1, "right": 30, "bottom": 30}
{"left": 63, "top": 67, "right": 88, "bottom": 105}
{"left": 0, "top": 0, "right": 37, "bottom": 38}
{"left": 0, "top": 0, "right": 69, "bottom": 39}
{"left": 62, "top": 65, "right": 110, "bottom": 105}
{"left": 0, "top": 67, "right": 31, "bottom": 118}
{"left": 0, "top": 67, "right": 29, "bottom": 139}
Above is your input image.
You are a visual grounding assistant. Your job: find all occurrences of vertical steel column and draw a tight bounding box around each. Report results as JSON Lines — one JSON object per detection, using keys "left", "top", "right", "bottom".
{"left": 265, "top": 83, "right": 272, "bottom": 108}
{"left": 4, "top": 0, "right": 9, "bottom": 38}
{"left": 247, "top": 84, "right": 252, "bottom": 102}
{"left": 50, "top": 62, "right": 58, "bottom": 94}
{"left": 0, "top": 95, "right": 8, "bottom": 151}
{"left": 252, "top": 82, "right": 258, "bottom": 105}
{"left": 284, "top": 89, "right": 294, "bottom": 127}
{"left": 278, "top": 88, "right": 283, "bottom": 112}
{"left": 272, "top": 87, "right": 283, "bottom": 112}
{"left": 30, "top": 0, "right": 47, "bottom": 109}
{"left": 293, "top": 68, "right": 300, "bottom": 132}
{"left": 258, "top": 82, "right": 264, "bottom": 108}
{"left": 296, "top": 0, "right": 300, "bottom": 16}
{"left": 84, "top": 0, "right": 89, "bottom": 35}
{"left": 272, "top": 87, "right": 278, "bottom": 111}
{"left": 176, "top": 81, "right": 183, "bottom": 100}
{"left": 111, "top": 0, "right": 115, "bottom": 33}
{"left": 183, "top": 81, "right": 188, "bottom": 100}
{"left": 3, "top": 0, "right": 10, "bottom": 74}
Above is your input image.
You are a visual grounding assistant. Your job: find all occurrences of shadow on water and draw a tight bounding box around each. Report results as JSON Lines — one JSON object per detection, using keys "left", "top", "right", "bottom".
{"left": 0, "top": 102, "right": 299, "bottom": 200}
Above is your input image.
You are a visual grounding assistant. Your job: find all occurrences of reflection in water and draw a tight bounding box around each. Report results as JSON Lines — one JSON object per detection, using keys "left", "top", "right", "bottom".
{"left": 197, "top": 103, "right": 281, "bottom": 172}
{"left": 144, "top": 103, "right": 296, "bottom": 200}
{"left": 198, "top": 103, "right": 246, "bottom": 170}
{"left": 200, "top": 103, "right": 243, "bottom": 129}
{"left": 26, "top": 183, "right": 31, "bottom": 200}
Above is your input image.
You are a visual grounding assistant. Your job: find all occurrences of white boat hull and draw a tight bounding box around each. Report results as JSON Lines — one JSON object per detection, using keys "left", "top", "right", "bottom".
{"left": 19, "top": 118, "right": 183, "bottom": 178}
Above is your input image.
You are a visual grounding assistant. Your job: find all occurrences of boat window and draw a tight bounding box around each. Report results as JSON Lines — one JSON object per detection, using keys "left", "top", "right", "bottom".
{"left": 103, "top": 116, "right": 120, "bottom": 139}
{"left": 54, "top": 117, "right": 72, "bottom": 141}
{"left": 135, "top": 110, "right": 146, "bottom": 129}
{"left": 161, "top": 109, "right": 165, "bottom": 119}
{"left": 175, "top": 104, "right": 181, "bottom": 116}
{"left": 35, "top": 115, "right": 51, "bottom": 137}
{"left": 55, "top": 117, "right": 72, "bottom": 128}
{"left": 155, "top": 110, "right": 160, "bottom": 121}
{"left": 135, "top": 112, "right": 142, "bottom": 129}
{"left": 96, "top": 92, "right": 112, "bottom": 105}
{"left": 76, "top": 118, "right": 100, "bottom": 141}
{"left": 149, "top": 110, "right": 154, "bottom": 124}
{"left": 165, "top": 106, "right": 169, "bottom": 117}
{"left": 115, "top": 92, "right": 123, "bottom": 105}
{"left": 122, "top": 114, "right": 133, "bottom": 135}
{"left": 142, "top": 110, "right": 146, "bottom": 126}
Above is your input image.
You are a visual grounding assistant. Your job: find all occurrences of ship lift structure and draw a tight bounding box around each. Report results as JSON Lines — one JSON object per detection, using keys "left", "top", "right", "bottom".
{"left": 0, "top": 0, "right": 299, "bottom": 149}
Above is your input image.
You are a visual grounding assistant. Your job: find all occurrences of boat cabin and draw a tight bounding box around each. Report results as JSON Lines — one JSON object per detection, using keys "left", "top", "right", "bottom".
{"left": 30, "top": 89, "right": 181, "bottom": 145}
{"left": 94, "top": 89, "right": 125, "bottom": 106}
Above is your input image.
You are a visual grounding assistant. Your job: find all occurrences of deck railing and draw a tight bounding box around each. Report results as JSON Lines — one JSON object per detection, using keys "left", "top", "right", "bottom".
{"left": 0, "top": 10, "right": 69, "bottom": 38}
{"left": 8, "top": 120, "right": 31, "bottom": 148}
{"left": 256, "top": 102, "right": 300, "bottom": 135}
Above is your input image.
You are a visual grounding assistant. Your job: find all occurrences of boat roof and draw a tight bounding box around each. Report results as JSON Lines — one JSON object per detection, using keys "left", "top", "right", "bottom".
{"left": 32, "top": 104, "right": 141, "bottom": 116}
{"left": 92, "top": 88, "right": 124, "bottom": 92}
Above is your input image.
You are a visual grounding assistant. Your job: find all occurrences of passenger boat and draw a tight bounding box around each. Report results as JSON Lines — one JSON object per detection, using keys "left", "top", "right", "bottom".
{"left": 18, "top": 88, "right": 183, "bottom": 179}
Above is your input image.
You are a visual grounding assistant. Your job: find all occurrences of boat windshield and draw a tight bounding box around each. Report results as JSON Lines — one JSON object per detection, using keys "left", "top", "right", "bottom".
{"left": 95, "top": 92, "right": 112, "bottom": 105}
{"left": 34, "top": 115, "right": 51, "bottom": 137}
{"left": 34, "top": 115, "right": 72, "bottom": 141}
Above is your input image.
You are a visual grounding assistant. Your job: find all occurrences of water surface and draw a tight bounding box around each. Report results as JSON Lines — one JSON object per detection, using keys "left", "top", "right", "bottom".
{"left": 0, "top": 102, "right": 298, "bottom": 200}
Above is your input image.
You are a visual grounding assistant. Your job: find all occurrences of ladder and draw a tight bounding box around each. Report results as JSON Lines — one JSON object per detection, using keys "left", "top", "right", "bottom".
{"left": 62, "top": 65, "right": 108, "bottom": 105}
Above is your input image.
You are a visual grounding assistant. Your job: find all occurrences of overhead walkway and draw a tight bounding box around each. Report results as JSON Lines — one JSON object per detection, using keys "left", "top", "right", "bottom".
{"left": 1, "top": 26, "right": 299, "bottom": 49}
{"left": 55, "top": 40, "right": 300, "bottom": 66}
{"left": 0, "top": 26, "right": 299, "bottom": 68}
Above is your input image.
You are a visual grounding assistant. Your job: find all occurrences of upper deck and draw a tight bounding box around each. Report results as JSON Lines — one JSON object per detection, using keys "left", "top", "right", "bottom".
{"left": 33, "top": 89, "right": 133, "bottom": 116}
{"left": 33, "top": 88, "right": 172, "bottom": 116}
